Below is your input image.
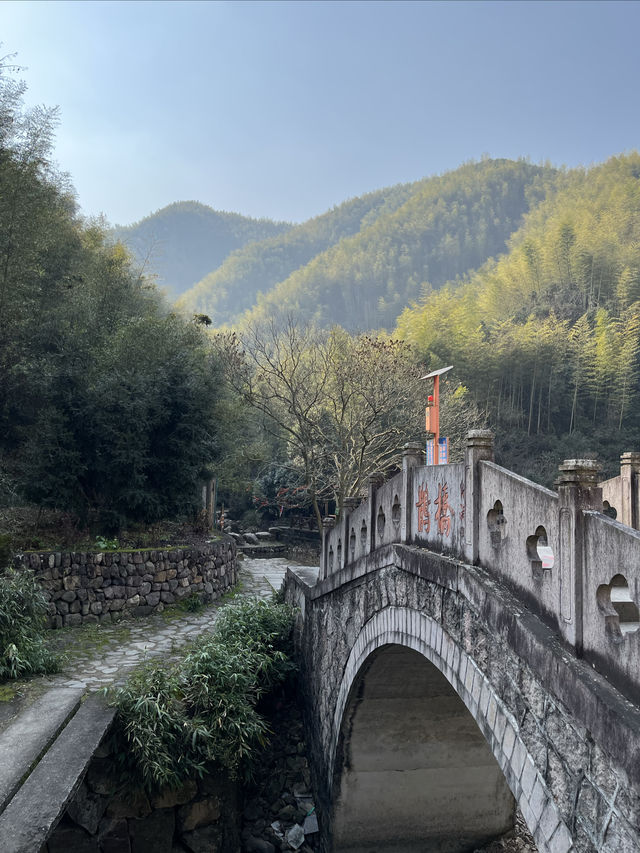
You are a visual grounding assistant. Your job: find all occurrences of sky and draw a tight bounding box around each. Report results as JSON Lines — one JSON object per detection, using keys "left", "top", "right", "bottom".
{"left": 1, "top": 0, "right": 639, "bottom": 227}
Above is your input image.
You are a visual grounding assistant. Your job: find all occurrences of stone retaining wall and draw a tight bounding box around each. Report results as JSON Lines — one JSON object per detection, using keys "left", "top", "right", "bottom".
{"left": 42, "top": 740, "right": 241, "bottom": 853}
{"left": 14, "top": 539, "right": 237, "bottom": 628}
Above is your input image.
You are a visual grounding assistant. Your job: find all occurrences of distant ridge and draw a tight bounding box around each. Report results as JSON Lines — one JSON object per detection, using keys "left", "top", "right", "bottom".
{"left": 177, "top": 159, "right": 555, "bottom": 331}
{"left": 176, "top": 181, "right": 418, "bottom": 326}
{"left": 110, "top": 201, "right": 291, "bottom": 298}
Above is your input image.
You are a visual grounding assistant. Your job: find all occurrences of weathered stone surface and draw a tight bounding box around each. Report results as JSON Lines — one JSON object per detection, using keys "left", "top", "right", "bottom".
{"left": 178, "top": 796, "right": 221, "bottom": 832}
{"left": 67, "top": 781, "right": 107, "bottom": 834}
{"left": 106, "top": 790, "right": 152, "bottom": 820}
{"left": 244, "top": 836, "right": 274, "bottom": 853}
{"left": 85, "top": 758, "right": 118, "bottom": 796}
{"left": 14, "top": 540, "right": 237, "bottom": 627}
{"left": 181, "top": 824, "right": 224, "bottom": 853}
{"left": 98, "top": 818, "right": 131, "bottom": 853}
{"left": 152, "top": 780, "right": 198, "bottom": 809}
{"left": 130, "top": 808, "right": 175, "bottom": 853}
{"left": 47, "top": 822, "right": 99, "bottom": 853}
{"left": 0, "top": 687, "right": 83, "bottom": 814}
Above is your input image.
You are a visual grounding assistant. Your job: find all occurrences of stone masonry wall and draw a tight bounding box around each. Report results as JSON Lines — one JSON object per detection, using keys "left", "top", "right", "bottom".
{"left": 42, "top": 736, "right": 241, "bottom": 853}
{"left": 14, "top": 539, "right": 237, "bottom": 628}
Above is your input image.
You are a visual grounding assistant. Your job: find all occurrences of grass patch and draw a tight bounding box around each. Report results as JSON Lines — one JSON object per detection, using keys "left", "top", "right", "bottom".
{"left": 49, "top": 619, "right": 133, "bottom": 663}
{"left": 0, "top": 684, "right": 17, "bottom": 702}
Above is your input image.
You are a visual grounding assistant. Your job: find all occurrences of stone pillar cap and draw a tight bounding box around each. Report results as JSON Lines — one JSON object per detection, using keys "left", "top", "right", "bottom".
{"left": 621, "top": 452, "right": 640, "bottom": 466}
{"left": 466, "top": 429, "right": 494, "bottom": 445}
{"left": 402, "top": 441, "right": 424, "bottom": 454}
{"left": 343, "top": 496, "right": 360, "bottom": 510}
{"left": 322, "top": 516, "right": 336, "bottom": 530}
{"left": 368, "top": 472, "right": 385, "bottom": 486}
{"left": 557, "top": 458, "right": 601, "bottom": 485}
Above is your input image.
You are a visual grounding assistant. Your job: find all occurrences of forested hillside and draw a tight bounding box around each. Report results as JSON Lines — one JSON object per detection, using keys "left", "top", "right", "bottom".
{"left": 397, "top": 153, "right": 640, "bottom": 484}
{"left": 238, "top": 159, "right": 556, "bottom": 331}
{"left": 176, "top": 181, "right": 418, "bottom": 326}
{"left": 0, "top": 71, "right": 230, "bottom": 529}
{"left": 111, "top": 201, "right": 291, "bottom": 298}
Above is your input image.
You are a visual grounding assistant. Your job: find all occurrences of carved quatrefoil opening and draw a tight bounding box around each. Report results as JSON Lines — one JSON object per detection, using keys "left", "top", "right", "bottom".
{"left": 349, "top": 528, "right": 356, "bottom": 560}
{"left": 391, "top": 495, "right": 401, "bottom": 527}
{"left": 487, "top": 500, "right": 507, "bottom": 546}
{"left": 597, "top": 574, "right": 640, "bottom": 640}
{"left": 377, "top": 506, "right": 386, "bottom": 541}
{"left": 360, "top": 521, "right": 368, "bottom": 551}
{"left": 328, "top": 546, "right": 334, "bottom": 572}
{"left": 527, "top": 525, "right": 554, "bottom": 574}
{"left": 602, "top": 500, "right": 618, "bottom": 520}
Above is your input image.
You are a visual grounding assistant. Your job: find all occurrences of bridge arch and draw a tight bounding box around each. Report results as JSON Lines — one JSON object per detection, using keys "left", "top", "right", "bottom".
{"left": 329, "top": 606, "right": 572, "bottom": 853}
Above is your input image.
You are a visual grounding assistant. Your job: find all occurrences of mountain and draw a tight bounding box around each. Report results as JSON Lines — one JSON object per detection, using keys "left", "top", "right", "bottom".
{"left": 396, "top": 152, "right": 640, "bottom": 485}
{"left": 241, "top": 159, "right": 556, "bottom": 331}
{"left": 111, "top": 201, "right": 291, "bottom": 298}
{"left": 177, "top": 159, "right": 555, "bottom": 331}
{"left": 175, "top": 182, "right": 418, "bottom": 326}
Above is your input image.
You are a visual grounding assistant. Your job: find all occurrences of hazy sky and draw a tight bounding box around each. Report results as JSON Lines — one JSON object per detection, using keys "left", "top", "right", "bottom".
{"left": 1, "top": 0, "right": 639, "bottom": 226}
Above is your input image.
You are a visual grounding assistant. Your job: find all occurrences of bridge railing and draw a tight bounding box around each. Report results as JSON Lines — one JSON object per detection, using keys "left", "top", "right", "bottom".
{"left": 582, "top": 510, "right": 640, "bottom": 698}
{"left": 477, "top": 460, "right": 560, "bottom": 629}
{"left": 320, "top": 431, "right": 640, "bottom": 701}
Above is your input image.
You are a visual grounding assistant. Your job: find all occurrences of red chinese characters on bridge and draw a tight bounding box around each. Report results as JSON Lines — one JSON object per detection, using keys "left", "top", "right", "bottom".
{"left": 415, "top": 485, "right": 431, "bottom": 533}
{"left": 416, "top": 481, "right": 452, "bottom": 537}
{"left": 435, "top": 482, "right": 451, "bottom": 536}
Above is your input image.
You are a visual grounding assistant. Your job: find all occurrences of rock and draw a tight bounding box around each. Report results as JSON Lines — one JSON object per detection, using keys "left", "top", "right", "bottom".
{"left": 67, "top": 781, "right": 107, "bottom": 834}
{"left": 278, "top": 805, "right": 296, "bottom": 821}
{"left": 286, "top": 824, "right": 305, "bottom": 850}
{"left": 181, "top": 824, "right": 223, "bottom": 853}
{"left": 152, "top": 780, "right": 198, "bottom": 809}
{"left": 98, "top": 816, "right": 131, "bottom": 853}
{"left": 129, "top": 808, "right": 175, "bottom": 853}
{"left": 178, "top": 795, "right": 221, "bottom": 832}
{"left": 106, "top": 790, "right": 152, "bottom": 819}
{"left": 48, "top": 822, "right": 99, "bottom": 852}
{"left": 243, "top": 800, "right": 262, "bottom": 821}
{"left": 244, "top": 837, "right": 275, "bottom": 853}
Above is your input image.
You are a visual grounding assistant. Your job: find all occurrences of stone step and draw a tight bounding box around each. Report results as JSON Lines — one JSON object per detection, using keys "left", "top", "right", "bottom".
{"left": 240, "top": 543, "right": 287, "bottom": 556}
{"left": 0, "top": 692, "right": 115, "bottom": 853}
{"left": 0, "top": 687, "right": 84, "bottom": 815}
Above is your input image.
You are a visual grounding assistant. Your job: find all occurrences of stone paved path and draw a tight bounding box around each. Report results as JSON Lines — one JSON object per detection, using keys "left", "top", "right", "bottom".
{"left": 45, "top": 555, "right": 306, "bottom": 692}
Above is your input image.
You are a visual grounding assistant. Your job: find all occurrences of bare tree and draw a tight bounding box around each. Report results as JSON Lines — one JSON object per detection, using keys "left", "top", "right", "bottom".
{"left": 217, "top": 319, "right": 434, "bottom": 523}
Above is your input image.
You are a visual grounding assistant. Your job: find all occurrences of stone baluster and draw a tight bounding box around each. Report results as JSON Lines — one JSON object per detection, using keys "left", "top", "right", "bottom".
{"left": 619, "top": 452, "right": 640, "bottom": 530}
{"left": 401, "top": 442, "right": 425, "bottom": 544}
{"left": 463, "top": 430, "right": 494, "bottom": 565}
{"left": 321, "top": 516, "right": 336, "bottom": 581}
{"left": 367, "top": 474, "right": 384, "bottom": 556}
{"left": 342, "top": 497, "right": 359, "bottom": 568}
{"left": 556, "top": 458, "right": 602, "bottom": 654}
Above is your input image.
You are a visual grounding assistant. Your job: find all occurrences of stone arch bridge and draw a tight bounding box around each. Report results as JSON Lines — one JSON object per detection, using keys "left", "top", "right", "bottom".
{"left": 283, "top": 432, "right": 640, "bottom": 853}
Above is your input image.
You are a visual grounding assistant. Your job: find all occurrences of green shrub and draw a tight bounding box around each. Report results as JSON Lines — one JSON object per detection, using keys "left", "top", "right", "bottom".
{"left": 0, "top": 534, "right": 11, "bottom": 569}
{"left": 0, "top": 568, "right": 60, "bottom": 680}
{"left": 109, "top": 597, "right": 296, "bottom": 791}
